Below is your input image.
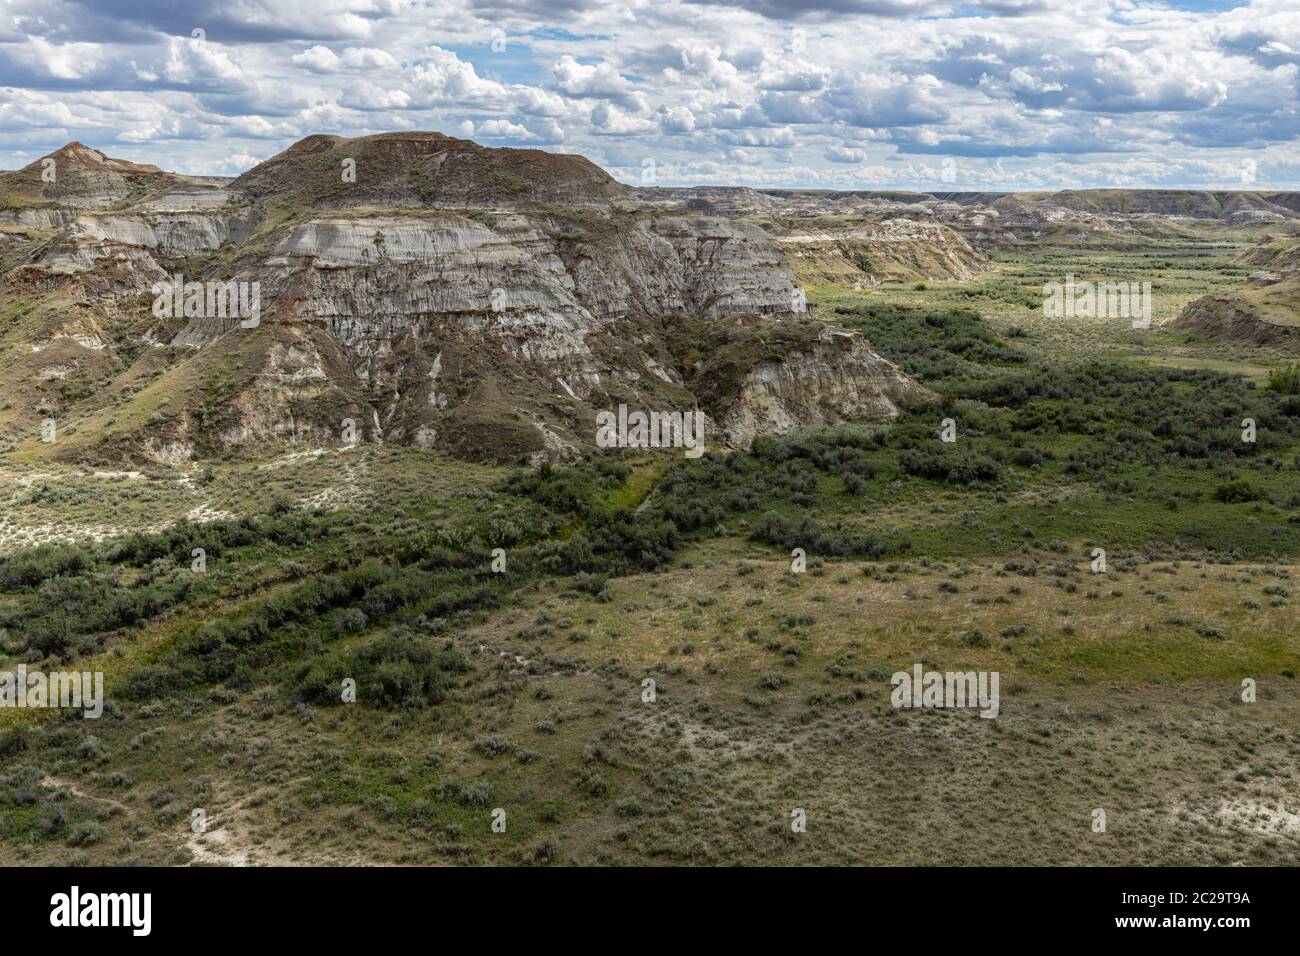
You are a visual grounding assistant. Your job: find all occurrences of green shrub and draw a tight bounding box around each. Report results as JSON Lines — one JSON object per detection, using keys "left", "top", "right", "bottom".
{"left": 1266, "top": 362, "right": 1300, "bottom": 395}
{"left": 291, "top": 632, "right": 469, "bottom": 709}
{"left": 1213, "top": 480, "right": 1262, "bottom": 504}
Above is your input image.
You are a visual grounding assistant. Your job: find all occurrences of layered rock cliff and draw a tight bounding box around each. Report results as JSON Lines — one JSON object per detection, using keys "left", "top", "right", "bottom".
{"left": 775, "top": 218, "right": 990, "bottom": 287}
{"left": 696, "top": 323, "right": 933, "bottom": 449}
{"left": 0, "top": 133, "right": 934, "bottom": 465}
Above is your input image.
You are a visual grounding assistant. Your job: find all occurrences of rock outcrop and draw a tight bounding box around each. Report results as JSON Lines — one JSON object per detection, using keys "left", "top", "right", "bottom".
{"left": 1171, "top": 232, "right": 1300, "bottom": 347}
{"left": 1170, "top": 284, "right": 1300, "bottom": 347}
{"left": 1235, "top": 229, "right": 1300, "bottom": 271}
{"left": 0, "top": 133, "right": 934, "bottom": 465}
{"left": 701, "top": 324, "right": 933, "bottom": 449}
{"left": 232, "top": 132, "right": 634, "bottom": 210}
{"left": 0, "top": 142, "right": 181, "bottom": 211}
{"left": 776, "top": 218, "right": 990, "bottom": 286}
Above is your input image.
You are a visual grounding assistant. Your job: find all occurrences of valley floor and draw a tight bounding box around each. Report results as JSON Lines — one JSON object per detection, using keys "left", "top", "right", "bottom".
{"left": 813, "top": 243, "right": 1297, "bottom": 375}
{"left": 3, "top": 552, "right": 1296, "bottom": 866}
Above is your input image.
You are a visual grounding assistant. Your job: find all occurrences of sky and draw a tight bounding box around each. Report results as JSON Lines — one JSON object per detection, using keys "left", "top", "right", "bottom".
{"left": 1, "top": 0, "right": 1298, "bottom": 190}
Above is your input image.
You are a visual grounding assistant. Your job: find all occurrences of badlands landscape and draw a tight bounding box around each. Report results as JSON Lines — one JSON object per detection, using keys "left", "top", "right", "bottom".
{"left": 1, "top": 133, "right": 1298, "bottom": 865}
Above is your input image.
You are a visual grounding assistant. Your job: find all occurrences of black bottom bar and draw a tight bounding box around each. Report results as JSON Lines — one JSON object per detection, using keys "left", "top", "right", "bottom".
{"left": 5, "top": 865, "right": 1286, "bottom": 942}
